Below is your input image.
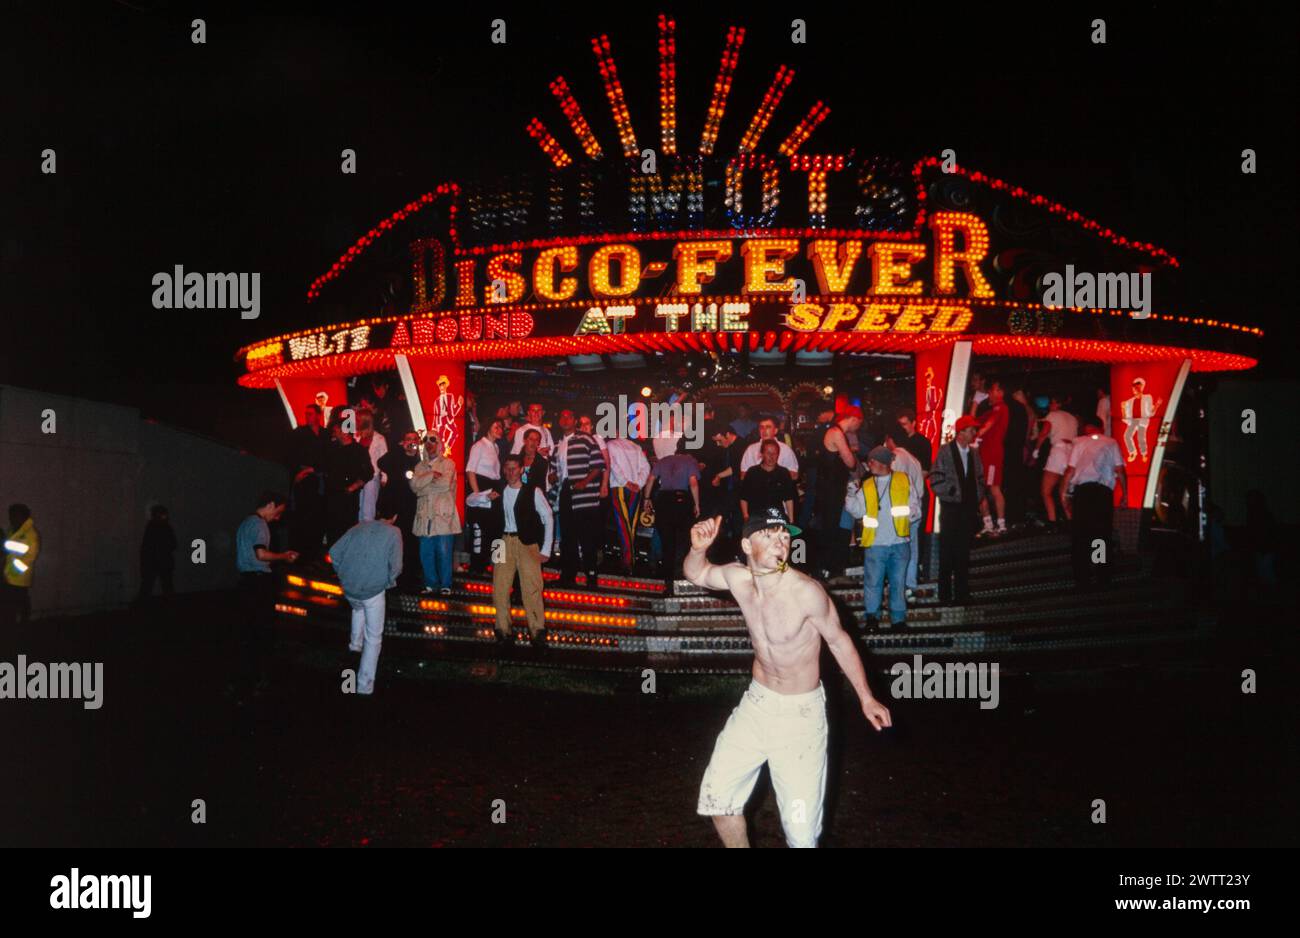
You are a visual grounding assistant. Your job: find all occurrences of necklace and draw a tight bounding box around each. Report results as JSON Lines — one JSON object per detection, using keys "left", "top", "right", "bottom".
{"left": 752, "top": 561, "right": 788, "bottom": 578}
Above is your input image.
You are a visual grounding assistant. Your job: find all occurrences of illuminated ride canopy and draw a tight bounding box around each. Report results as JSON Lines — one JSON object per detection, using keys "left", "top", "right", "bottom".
{"left": 234, "top": 16, "right": 1260, "bottom": 509}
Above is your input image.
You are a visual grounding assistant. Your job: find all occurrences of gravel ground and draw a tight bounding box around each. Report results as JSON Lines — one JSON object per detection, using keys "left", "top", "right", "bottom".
{"left": 3, "top": 593, "right": 1295, "bottom": 848}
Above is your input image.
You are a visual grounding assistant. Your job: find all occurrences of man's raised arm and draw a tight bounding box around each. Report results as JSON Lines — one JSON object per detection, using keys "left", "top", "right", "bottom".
{"left": 806, "top": 584, "right": 892, "bottom": 731}
{"left": 683, "top": 516, "right": 733, "bottom": 591}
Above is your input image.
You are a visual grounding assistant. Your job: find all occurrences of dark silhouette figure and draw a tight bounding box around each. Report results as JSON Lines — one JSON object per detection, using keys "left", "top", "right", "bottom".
{"left": 138, "top": 505, "right": 177, "bottom": 603}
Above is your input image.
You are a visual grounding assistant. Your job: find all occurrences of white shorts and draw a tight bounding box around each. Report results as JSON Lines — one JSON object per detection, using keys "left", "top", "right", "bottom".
{"left": 697, "top": 680, "right": 829, "bottom": 848}
{"left": 1044, "top": 439, "right": 1073, "bottom": 475}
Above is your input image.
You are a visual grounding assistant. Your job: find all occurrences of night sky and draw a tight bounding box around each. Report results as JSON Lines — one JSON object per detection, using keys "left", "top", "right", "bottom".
{"left": 5, "top": 2, "right": 1296, "bottom": 455}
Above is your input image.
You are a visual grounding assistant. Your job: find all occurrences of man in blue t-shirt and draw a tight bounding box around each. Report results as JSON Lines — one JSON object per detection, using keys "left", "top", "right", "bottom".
{"left": 643, "top": 439, "right": 701, "bottom": 594}
{"left": 233, "top": 492, "right": 297, "bottom": 697}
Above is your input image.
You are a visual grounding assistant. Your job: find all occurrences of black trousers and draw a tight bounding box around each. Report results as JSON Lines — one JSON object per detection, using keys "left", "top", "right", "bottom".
{"left": 706, "top": 489, "right": 740, "bottom": 564}
{"left": 466, "top": 504, "right": 500, "bottom": 574}
{"left": 138, "top": 561, "right": 175, "bottom": 601}
{"left": 325, "top": 490, "right": 359, "bottom": 546}
{"left": 397, "top": 521, "right": 421, "bottom": 587}
{"left": 937, "top": 500, "right": 977, "bottom": 602}
{"left": 560, "top": 484, "right": 602, "bottom": 582}
{"left": 814, "top": 491, "right": 849, "bottom": 576}
{"left": 1071, "top": 482, "right": 1114, "bottom": 587}
{"left": 290, "top": 474, "right": 326, "bottom": 556}
{"left": 0, "top": 582, "right": 31, "bottom": 625}
{"left": 655, "top": 491, "right": 695, "bottom": 587}
{"left": 237, "top": 572, "right": 275, "bottom": 685}
{"left": 915, "top": 495, "right": 930, "bottom": 579}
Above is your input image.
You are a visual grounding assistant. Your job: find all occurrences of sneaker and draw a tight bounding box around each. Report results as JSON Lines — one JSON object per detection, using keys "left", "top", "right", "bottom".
{"left": 495, "top": 631, "right": 514, "bottom": 647}
{"left": 421, "top": 586, "right": 436, "bottom": 594}
{"left": 905, "top": 588, "right": 916, "bottom": 601}
{"left": 531, "top": 629, "right": 550, "bottom": 650}
{"left": 861, "top": 614, "right": 880, "bottom": 631}
{"left": 439, "top": 587, "right": 452, "bottom": 596}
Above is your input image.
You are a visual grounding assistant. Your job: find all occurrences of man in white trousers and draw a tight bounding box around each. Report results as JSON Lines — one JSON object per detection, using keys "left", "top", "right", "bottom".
{"left": 329, "top": 514, "right": 402, "bottom": 695}
{"left": 685, "top": 509, "right": 892, "bottom": 848}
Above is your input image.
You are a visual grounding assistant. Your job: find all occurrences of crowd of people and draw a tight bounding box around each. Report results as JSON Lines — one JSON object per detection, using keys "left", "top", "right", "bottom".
{"left": 250, "top": 371, "right": 1129, "bottom": 692}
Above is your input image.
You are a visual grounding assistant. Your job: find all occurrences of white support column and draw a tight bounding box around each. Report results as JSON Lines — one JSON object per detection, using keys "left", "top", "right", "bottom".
{"left": 394, "top": 354, "right": 427, "bottom": 434}
{"left": 1142, "top": 358, "right": 1192, "bottom": 509}
{"left": 941, "top": 341, "right": 973, "bottom": 443}
{"left": 932, "top": 340, "right": 972, "bottom": 535}
{"left": 273, "top": 378, "right": 298, "bottom": 428}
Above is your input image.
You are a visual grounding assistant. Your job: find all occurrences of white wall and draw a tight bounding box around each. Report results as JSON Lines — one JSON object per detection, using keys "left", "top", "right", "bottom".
{"left": 0, "top": 385, "right": 288, "bottom": 618}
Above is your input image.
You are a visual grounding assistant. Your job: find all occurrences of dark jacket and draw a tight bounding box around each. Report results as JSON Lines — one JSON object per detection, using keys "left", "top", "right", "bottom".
{"left": 930, "top": 441, "right": 987, "bottom": 506}
{"left": 140, "top": 519, "right": 178, "bottom": 568}
{"left": 489, "top": 482, "right": 545, "bottom": 547}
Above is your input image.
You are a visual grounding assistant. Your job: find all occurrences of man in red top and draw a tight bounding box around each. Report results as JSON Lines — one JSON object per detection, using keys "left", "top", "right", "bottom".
{"left": 975, "top": 378, "right": 1009, "bottom": 536}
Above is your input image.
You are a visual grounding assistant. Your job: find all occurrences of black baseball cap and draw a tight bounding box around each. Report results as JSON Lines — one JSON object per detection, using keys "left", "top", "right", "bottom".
{"left": 742, "top": 506, "right": 802, "bottom": 539}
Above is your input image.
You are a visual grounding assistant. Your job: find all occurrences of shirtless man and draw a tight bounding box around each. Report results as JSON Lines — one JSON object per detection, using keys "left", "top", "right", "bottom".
{"left": 685, "top": 507, "right": 892, "bottom": 848}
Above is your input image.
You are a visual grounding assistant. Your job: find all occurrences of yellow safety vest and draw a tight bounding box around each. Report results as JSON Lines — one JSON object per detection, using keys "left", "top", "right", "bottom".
{"left": 859, "top": 472, "right": 910, "bottom": 547}
{"left": 4, "top": 518, "right": 40, "bottom": 587}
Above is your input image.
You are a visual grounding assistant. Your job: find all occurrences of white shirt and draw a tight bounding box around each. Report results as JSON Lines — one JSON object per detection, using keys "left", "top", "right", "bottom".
{"left": 1067, "top": 434, "right": 1125, "bottom": 490}
{"left": 502, "top": 485, "right": 554, "bottom": 556}
{"left": 1044, "top": 410, "right": 1078, "bottom": 445}
{"left": 652, "top": 431, "right": 682, "bottom": 460}
{"left": 740, "top": 440, "right": 799, "bottom": 476}
{"left": 1096, "top": 395, "right": 1111, "bottom": 436}
{"left": 889, "top": 446, "right": 925, "bottom": 501}
{"left": 465, "top": 437, "right": 501, "bottom": 482}
{"left": 956, "top": 443, "right": 971, "bottom": 474}
{"left": 555, "top": 432, "right": 573, "bottom": 480}
{"left": 366, "top": 432, "right": 388, "bottom": 483}
{"left": 606, "top": 437, "right": 651, "bottom": 489}
{"left": 510, "top": 423, "right": 555, "bottom": 455}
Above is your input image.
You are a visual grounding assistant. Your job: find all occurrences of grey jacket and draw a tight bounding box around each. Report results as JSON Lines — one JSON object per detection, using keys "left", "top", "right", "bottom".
{"left": 329, "top": 520, "right": 403, "bottom": 601}
{"left": 929, "top": 441, "right": 987, "bottom": 506}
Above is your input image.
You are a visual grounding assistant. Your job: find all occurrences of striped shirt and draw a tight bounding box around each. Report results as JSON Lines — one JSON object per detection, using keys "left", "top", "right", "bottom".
{"left": 563, "top": 432, "right": 606, "bottom": 511}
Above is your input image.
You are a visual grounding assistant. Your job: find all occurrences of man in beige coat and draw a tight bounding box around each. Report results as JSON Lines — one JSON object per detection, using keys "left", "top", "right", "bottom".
{"left": 411, "top": 435, "right": 462, "bottom": 594}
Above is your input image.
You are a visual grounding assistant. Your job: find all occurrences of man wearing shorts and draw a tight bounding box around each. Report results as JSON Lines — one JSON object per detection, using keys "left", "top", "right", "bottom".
{"left": 684, "top": 508, "right": 893, "bottom": 848}
{"left": 974, "top": 379, "right": 1009, "bottom": 536}
{"left": 1036, "top": 396, "right": 1079, "bottom": 525}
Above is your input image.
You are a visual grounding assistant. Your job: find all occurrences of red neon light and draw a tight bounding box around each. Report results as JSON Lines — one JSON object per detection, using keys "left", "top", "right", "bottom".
{"left": 549, "top": 76, "right": 603, "bottom": 160}
{"left": 913, "top": 157, "right": 1178, "bottom": 268}
{"left": 305, "top": 183, "right": 459, "bottom": 302}
{"left": 526, "top": 118, "right": 573, "bottom": 168}
{"left": 700, "top": 26, "right": 744, "bottom": 156}
{"left": 738, "top": 65, "right": 795, "bottom": 153}
{"left": 238, "top": 330, "right": 1256, "bottom": 391}
{"left": 779, "top": 101, "right": 830, "bottom": 156}
{"left": 460, "top": 580, "right": 632, "bottom": 607}
{"left": 592, "top": 34, "right": 638, "bottom": 158}
{"left": 658, "top": 14, "right": 677, "bottom": 156}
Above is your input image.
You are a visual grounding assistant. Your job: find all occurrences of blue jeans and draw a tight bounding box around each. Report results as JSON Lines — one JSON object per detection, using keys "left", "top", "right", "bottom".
{"left": 864, "top": 541, "right": 909, "bottom": 624}
{"left": 906, "top": 532, "right": 920, "bottom": 589}
{"left": 419, "top": 535, "right": 455, "bottom": 590}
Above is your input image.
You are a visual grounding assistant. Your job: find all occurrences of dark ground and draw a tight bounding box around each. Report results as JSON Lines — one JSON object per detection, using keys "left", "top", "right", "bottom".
{"left": 2, "top": 593, "right": 1296, "bottom": 848}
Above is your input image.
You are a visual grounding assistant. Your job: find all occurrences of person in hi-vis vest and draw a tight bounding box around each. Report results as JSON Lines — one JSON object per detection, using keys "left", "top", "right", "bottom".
{"left": 845, "top": 446, "right": 921, "bottom": 629}
{"left": 1120, "top": 377, "right": 1162, "bottom": 463}
{"left": 3, "top": 503, "right": 40, "bottom": 625}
